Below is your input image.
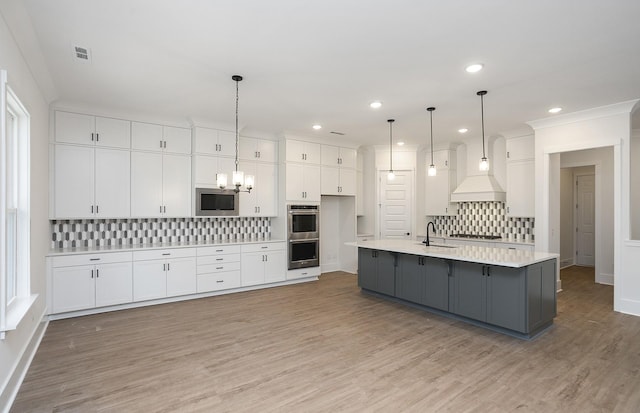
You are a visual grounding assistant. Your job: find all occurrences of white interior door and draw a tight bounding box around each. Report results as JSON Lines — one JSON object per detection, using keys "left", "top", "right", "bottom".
{"left": 379, "top": 170, "right": 413, "bottom": 239}
{"left": 576, "top": 174, "right": 595, "bottom": 266}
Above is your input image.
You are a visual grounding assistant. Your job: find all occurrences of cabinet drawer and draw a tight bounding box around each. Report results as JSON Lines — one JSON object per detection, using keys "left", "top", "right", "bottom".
{"left": 197, "top": 271, "right": 241, "bottom": 292}
{"left": 241, "top": 242, "right": 286, "bottom": 253}
{"left": 51, "top": 252, "right": 132, "bottom": 268}
{"left": 197, "top": 245, "right": 241, "bottom": 256}
{"left": 133, "top": 248, "right": 195, "bottom": 261}
{"left": 197, "top": 261, "right": 241, "bottom": 275}
{"left": 197, "top": 253, "right": 241, "bottom": 266}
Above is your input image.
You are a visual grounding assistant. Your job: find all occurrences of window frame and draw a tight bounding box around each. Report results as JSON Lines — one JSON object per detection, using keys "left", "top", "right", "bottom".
{"left": 1, "top": 69, "right": 35, "bottom": 339}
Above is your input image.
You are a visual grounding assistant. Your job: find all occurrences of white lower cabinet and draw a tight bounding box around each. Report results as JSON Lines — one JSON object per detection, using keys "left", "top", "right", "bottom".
{"left": 51, "top": 252, "right": 133, "bottom": 313}
{"left": 133, "top": 249, "right": 196, "bottom": 301}
{"left": 196, "top": 245, "right": 241, "bottom": 292}
{"left": 241, "top": 242, "right": 286, "bottom": 286}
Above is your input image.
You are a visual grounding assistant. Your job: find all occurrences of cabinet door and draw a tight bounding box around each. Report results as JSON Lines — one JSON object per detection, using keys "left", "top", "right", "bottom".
{"left": 506, "top": 136, "right": 534, "bottom": 161}
{"left": 256, "top": 163, "right": 277, "bottom": 216}
{"left": 321, "top": 145, "right": 340, "bottom": 166}
{"left": 286, "top": 140, "right": 306, "bottom": 163}
{"left": 506, "top": 160, "right": 534, "bottom": 217}
{"left": 241, "top": 252, "right": 265, "bottom": 286}
{"left": 339, "top": 148, "right": 357, "bottom": 169}
{"left": 432, "top": 150, "right": 452, "bottom": 170}
{"left": 95, "top": 116, "right": 131, "bottom": 149}
{"left": 304, "top": 142, "right": 321, "bottom": 164}
{"left": 256, "top": 139, "right": 277, "bottom": 163}
{"left": 339, "top": 168, "right": 356, "bottom": 196}
{"left": 55, "top": 111, "right": 94, "bottom": 145}
{"left": 303, "top": 164, "right": 321, "bottom": 202}
{"left": 162, "top": 154, "right": 191, "bottom": 217}
{"left": 358, "top": 248, "right": 377, "bottom": 290}
{"left": 216, "top": 130, "right": 237, "bottom": 157}
{"left": 194, "top": 127, "right": 219, "bottom": 155}
{"left": 377, "top": 251, "right": 396, "bottom": 296}
{"left": 396, "top": 254, "right": 426, "bottom": 304}
{"left": 131, "top": 122, "right": 164, "bottom": 152}
{"left": 95, "top": 262, "right": 133, "bottom": 307}
{"left": 54, "top": 144, "right": 95, "bottom": 219}
{"left": 95, "top": 148, "right": 130, "bottom": 217}
{"left": 163, "top": 126, "right": 192, "bottom": 154}
{"left": 453, "top": 261, "right": 486, "bottom": 321}
{"left": 321, "top": 166, "right": 340, "bottom": 195}
{"left": 133, "top": 260, "right": 166, "bottom": 301}
{"left": 239, "top": 136, "right": 257, "bottom": 161}
{"left": 424, "top": 257, "right": 449, "bottom": 311}
{"left": 264, "top": 250, "right": 286, "bottom": 283}
{"left": 166, "top": 257, "right": 197, "bottom": 297}
{"left": 131, "top": 151, "right": 163, "bottom": 217}
{"left": 486, "top": 266, "right": 526, "bottom": 332}
{"left": 239, "top": 161, "right": 259, "bottom": 216}
{"left": 286, "top": 163, "right": 305, "bottom": 201}
{"left": 425, "top": 172, "right": 449, "bottom": 215}
{"left": 52, "top": 265, "right": 95, "bottom": 313}
{"left": 356, "top": 170, "right": 364, "bottom": 215}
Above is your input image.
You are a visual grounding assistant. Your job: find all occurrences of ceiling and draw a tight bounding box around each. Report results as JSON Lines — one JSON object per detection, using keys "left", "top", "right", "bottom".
{"left": 16, "top": 0, "right": 640, "bottom": 147}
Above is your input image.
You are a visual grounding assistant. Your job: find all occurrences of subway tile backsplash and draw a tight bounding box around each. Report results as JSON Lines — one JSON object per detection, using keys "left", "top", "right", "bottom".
{"left": 51, "top": 217, "right": 271, "bottom": 249}
{"left": 430, "top": 202, "right": 534, "bottom": 242}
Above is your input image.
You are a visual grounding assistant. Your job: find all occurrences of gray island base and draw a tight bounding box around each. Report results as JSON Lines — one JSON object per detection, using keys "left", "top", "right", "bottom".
{"left": 354, "top": 240, "right": 558, "bottom": 340}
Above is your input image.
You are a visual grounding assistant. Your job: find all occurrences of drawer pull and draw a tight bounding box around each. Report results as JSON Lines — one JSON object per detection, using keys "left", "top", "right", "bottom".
{"left": 89, "top": 258, "right": 100, "bottom": 261}
{"left": 216, "top": 280, "right": 224, "bottom": 283}
{"left": 261, "top": 246, "right": 268, "bottom": 249}
{"left": 216, "top": 258, "right": 224, "bottom": 261}
{"left": 216, "top": 267, "right": 224, "bottom": 270}
{"left": 162, "top": 253, "right": 171, "bottom": 256}
{"left": 215, "top": 249, "right": 223, "bottom": 252}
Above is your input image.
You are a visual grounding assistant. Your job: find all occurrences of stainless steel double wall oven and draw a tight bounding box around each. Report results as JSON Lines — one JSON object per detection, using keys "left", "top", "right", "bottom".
{"left": 287, "top": 205, "right": 319, "bottom": 269}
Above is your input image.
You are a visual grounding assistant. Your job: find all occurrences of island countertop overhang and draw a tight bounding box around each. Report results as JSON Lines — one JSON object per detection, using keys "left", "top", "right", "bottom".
{"left": 346, "top": 239, "right": 558, "bottom": 268}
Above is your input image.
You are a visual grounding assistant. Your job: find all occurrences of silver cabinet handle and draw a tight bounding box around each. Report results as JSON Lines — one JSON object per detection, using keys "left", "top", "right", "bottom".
{"left": 96, "top": 269, "right": 99, "bottom": 278}
{"left": 167, "top": 263, "right": 170, "bottom": 271}
{"left": 216, "top": 258, "right": 223, "bottom": 261}
{"left": 91, "top": 269, "right": 94, "bottom": 278}
{"left": 163, "top": 264, "right": 166, "bottom": 271}
{"left": 91, "top": 132, "right": 95, "bottom": 141}
{"left": 96, "top": 133, "right": 99, "bottom": 142}
{"left": 89, "top": 258, "right": 100, "bottom": 261}
{"left": 216, "top": 266, "right": 223, "bottom": 270}
{"left": 160, "top": 205, "right": 163, "bottom": 213}
{"left": 96, "top": 205, "right": 99, "bottom": 214}
{"left": 91, "top": 205, "right": 94, "bottom": 213}
{"left": 216, "top": 280, "right": 224, "bottom": 283}
{"left": 162, "top": 253, "right": 171, "bottom": 256}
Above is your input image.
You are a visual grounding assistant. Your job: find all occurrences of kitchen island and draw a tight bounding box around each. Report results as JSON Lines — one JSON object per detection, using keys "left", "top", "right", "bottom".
{"left": 351, "top": 239, "right": 558, "bottom": 339}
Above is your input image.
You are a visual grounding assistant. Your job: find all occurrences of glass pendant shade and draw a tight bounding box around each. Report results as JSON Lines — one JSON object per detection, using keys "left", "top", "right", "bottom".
{"left": 244, "top": 174, "right": 255, "bottom": 190}
{"left": 217, "top": 173, "right": 228, "bottom": 189}
{"left": 428, "top": 164, "right": 437, "bottom": 176}
{"left": 232, "top": 170, "right": 244, "bottom": 187}
{"left": 479, "top": 157, "right": 490, "bottom": 171}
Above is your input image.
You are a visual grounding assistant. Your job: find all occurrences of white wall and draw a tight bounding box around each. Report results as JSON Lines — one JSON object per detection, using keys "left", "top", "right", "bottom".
{"left": 529, "top": 99, "right": 640, "bottom": 315}
{"left": 0, "top": 3, "right": 51, "bottom": 410}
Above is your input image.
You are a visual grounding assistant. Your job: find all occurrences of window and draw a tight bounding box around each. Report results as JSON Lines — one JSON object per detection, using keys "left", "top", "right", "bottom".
{"left": 1, "top": 70, "right": 34, "bottom": 339}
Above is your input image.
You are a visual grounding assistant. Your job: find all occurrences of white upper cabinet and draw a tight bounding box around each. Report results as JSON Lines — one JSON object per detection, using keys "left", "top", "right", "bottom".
{"left": 55, "top": 111, "right": 131, "bottom": 149}
{"left": 505, "top": 135, "right": 535, "bottom": 217}
{"left": 506, "top": 135, "right": 534, "bottom": 161}
{"left": 53, "top": 145, "right": 130, "bottom": 219}
{"left": 238, "top": 161, "right": 277, "bottom": 217}
{"left": 239, "top": 136, "right": 277, "bottom": 163}
{"left": 425, "top": 149, "right": 458, "bottom": 216}
{"left": 286, "top": 139, "right": 321, "bottom": 164}
{"left": 286, "top": 163, "right": 321, "bottom": 202}
{"left": 193, "top": 155, "right": 236, "bottom": 188}
{"left": 321, "top": 145, "right": 356, "bottom": 169}
{"left": 193, "top": 127, "right": 236, "bottom": 157}
{"left": 131, "top": 122, "right": 191, "bottom": 154}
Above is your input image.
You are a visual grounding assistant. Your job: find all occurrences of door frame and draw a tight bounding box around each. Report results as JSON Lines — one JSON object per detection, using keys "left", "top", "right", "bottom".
{"left": 574, "top": 170, "right": 596, "bottom": 268}
{"left": 375, "top": 169, "right": 415, "bottom": 240}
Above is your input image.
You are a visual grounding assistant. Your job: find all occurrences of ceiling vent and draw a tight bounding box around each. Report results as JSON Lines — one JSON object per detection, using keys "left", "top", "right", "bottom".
{"left": 73, "top": 46, "right": 91, "bottom": 63}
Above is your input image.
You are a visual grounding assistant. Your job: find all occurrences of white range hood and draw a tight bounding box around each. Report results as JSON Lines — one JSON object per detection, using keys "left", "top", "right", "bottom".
{"left": 450, "top": 139, "right": 505, "bottom": 203}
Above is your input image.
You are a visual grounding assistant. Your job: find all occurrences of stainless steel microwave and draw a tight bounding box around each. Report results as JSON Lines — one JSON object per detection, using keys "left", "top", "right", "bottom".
{"left": 195, "top": 188, "right": 239, "bottom": 216}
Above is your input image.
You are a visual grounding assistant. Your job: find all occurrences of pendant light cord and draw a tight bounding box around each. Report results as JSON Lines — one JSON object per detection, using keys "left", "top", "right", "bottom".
{"left": 388, "top": 119, "right": 394, "bottom": 172}
{"left": 429, "top": 109, "right": 434, "bottom": 165}
{"left": 480, "top": 92, "right": 486, "bottom": 159}
{"left": 235, "top": 77, "right": 240, "bottom": 172}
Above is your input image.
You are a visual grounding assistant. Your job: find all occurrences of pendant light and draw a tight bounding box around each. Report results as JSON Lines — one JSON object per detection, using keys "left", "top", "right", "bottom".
{"left": 218, "top": 75, "right": 254, "bottom": 192}
{"left": 427, "top": 107, "right": 437, "bottom": 177}
{"left": 387, "top": 119, "right": 395, "bottom": 180}
{"left": 477, "top": 90, "right": 490, "bottom": 171}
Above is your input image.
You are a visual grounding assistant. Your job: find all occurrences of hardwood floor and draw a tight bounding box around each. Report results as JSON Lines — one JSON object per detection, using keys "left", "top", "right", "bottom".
{"left": 12, "top": 267, "right": 640, "bottom": 412}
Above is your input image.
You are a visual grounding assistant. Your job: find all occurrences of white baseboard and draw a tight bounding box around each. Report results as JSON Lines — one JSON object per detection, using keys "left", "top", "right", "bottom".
{"left": 321, "top": 263, "right": 340, "bottom": 273}
{"left": 597, "top": 272, "right": 614, "bottom": 285}
{"left": 560, "top": 258, "right": 574, "bottom": 269}
{"left": 1, "top": 315, "right": 48, "bottom": 413}
{"left": 617, "top": 298, "right": 640, "bottom": 317}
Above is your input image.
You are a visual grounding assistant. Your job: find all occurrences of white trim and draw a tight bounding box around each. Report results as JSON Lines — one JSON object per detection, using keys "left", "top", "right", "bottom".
{"left": 598, "top": 273, "right": 615, "bottom": 286}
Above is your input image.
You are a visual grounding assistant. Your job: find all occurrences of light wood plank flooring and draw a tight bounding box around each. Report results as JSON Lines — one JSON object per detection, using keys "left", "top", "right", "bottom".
{"left": 12, "top": 267, "right": 640, "bottom": 412}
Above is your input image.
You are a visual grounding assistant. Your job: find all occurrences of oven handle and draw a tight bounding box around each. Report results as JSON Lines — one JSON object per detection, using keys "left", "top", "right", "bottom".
{"left": 289, "top": 238, "right": 319, "bottom": 243}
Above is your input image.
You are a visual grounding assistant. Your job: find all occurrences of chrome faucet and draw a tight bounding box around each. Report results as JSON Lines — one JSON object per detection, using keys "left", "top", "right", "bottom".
{"left": 423, "top": 221, "right": 436, "bottom": 246}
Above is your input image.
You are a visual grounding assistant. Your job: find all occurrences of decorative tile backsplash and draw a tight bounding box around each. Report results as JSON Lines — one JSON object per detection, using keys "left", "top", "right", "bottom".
{"left": 429, "top": 202, "right": 534, "bottom": 242}
{"left": 51, "top": 217, "right": 271, "bottom": 249}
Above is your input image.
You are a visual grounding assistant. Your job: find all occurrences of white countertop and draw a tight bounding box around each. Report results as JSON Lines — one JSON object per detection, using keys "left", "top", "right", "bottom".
{"left": 347, "top": 239, "right": 557, "bottom": 268}
{"left": 415, "top": 233, "right": 535, "bottom": 246}
{"left": 48, "top": 238, "right": 287, "bottom": 257}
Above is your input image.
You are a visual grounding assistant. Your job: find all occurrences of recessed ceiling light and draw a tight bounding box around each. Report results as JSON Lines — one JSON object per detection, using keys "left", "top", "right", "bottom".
{"left": 312, "top": 124, "right": 322, "bottom": 130}
{"left": 397, "top": 141, "right": 405, "bottom": 146}
{"left": 548, "top": 107, "right": 563, "bottom": 114}
{"left": 458, "top": 128, "right": 468, "bottom": 133}
{"left": 370, "top": 101, "right": 382, "bottom": 109}
{"left": 465, "top": 63, "right": 483, "bottom": 73}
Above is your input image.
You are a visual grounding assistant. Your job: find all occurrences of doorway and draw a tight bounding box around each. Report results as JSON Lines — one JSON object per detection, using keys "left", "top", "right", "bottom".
{"left": 378, "top": 170, "right": 413, "bottom": 239}
{"left": 576, "top": 173, "right": 595, "bottom": 266}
